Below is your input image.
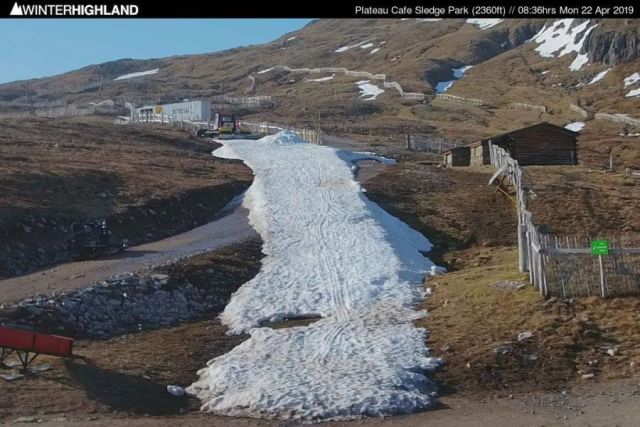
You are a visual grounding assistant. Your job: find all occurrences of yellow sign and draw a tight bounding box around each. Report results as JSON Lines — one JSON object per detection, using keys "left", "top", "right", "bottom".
{"left": 154, "top": 105, "right": 163, "bottom": 114}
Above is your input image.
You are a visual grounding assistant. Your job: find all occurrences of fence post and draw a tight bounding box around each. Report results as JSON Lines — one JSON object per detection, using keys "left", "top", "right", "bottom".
{"left": 599, "top": 255, "right": 607, "bottom": 298}
{"left": 517, "top": 213, "right": 527, "bottom": 272}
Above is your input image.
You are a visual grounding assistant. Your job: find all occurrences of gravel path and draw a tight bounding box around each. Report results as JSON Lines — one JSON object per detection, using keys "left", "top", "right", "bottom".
{"left": 0, "top": 198, "right": 256, "bottom": 305}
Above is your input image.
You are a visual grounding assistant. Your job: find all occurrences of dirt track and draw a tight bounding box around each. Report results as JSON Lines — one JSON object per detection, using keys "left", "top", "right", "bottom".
{"left": 0, "top": 199, "right": 256, "bottom": 305}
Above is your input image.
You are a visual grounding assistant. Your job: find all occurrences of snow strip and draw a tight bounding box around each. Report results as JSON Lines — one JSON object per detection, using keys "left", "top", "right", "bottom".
{"left": 287, "top": 36, "right": 296, "bottom": 41}
{"left": 114, "top": 68, "right": 159, "bottom": 81}
{"left": 624, "top": 72, "right": 640, "bottom": 87}
{"left": 335, "top": 40, "right": 374, "bottom": 53}
{"left": 532, "top": 19, "right": 598, "bottom": 71}
{"left": 257, "top": 67, "right": 274, "bottom": 74}
{"left": 588, "top": 69, "right": 611, "bottom": 85}
{"left": 305, "top": 74, "right": 335, "bottom": 82}
{"left": 565, "top": 121, "right": 585, "bottom": 132}
{"left": 626, "top": 88, "right": 640, "bottom": 97}
{"left": 356, "top": 80, "right": 385, "bottom": 100}
{"left": 187, "top": 131, "right": 442, "bottom": 421}
{"left": 466, "top": 19, "right": 503, "bottom": 30}
{"left": 370, "top": 48, "right": 380, "bottom": 54}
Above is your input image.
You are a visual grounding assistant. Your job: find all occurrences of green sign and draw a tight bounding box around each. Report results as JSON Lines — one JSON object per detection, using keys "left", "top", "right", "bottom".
{"left": 592, "top": 240, "right": 609, "bottom": 256}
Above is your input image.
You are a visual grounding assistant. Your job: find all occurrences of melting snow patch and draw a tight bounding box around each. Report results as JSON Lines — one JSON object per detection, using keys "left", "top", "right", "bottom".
{"left": 466, "top": 19, "right": 503, "bottom": 30}
{"left": 435, "top": 65, "right": 472, "bottom": 93}
{"left": 287, "top": 36, "right": 296, "bottom": 41}
{"left": 336, "top": 40, "right": 377, "bottom": 53}
{"left": 532, "top": 19, "right": 598, "bottom": 71}
{"left": 565, "top": 122, "right": 585, "bottom": 132}
{"left": 541, "top": 70, "right": 550, "bottom": 75}
{"left": 356, "top": 80, "right": 385, "bottom": 100}
{"left": 452, "top": 65, "right": 473, "bottom": 79}
{"left": 624, "top": 72, "right": 640, "bottom": 87}
{"left": 419, "top": 18, "right": 442, "bottom": 22}
{"left": 305, "top": 74, "right": 335, "bottom": 82}
{"left": 370, "top": 48, "right": 380, "bottom": 54}
{"left": 187, "top": 132, "right": 442, "bottom": 421}
{"left": 435, "top": 81, "right": 455, "bottom": 93}
{"left": 257, "top": 67, "right": 274, "bottom": 74}
{"left": 114, "top": 68, "right": 159, "bottom": 81}
{"left": 626, "top": 88, "right": 640, "bottom": 97}
{"left": 588, "top": 69, "right": 611, "bottom": 85}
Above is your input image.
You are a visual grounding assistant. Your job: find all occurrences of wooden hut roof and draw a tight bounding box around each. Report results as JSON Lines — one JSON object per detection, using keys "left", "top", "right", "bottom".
{"left": 481, "top": 122, "right": 578, "bottom": 145}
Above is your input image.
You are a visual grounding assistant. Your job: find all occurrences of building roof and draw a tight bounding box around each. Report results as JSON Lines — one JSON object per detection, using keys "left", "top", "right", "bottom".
{"left": 481, "top": 122, "right": 578, "bottom": 144}
{"left": 442, "top": 146, "right": 470, "bottom": 155}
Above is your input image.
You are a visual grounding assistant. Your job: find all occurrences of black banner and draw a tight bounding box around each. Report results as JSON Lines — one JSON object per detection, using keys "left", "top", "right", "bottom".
{"left": 3, "top": 0, "right": 638, "bottom": 18}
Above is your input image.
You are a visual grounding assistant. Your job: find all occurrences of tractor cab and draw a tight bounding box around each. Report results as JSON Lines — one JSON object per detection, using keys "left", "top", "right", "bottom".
{"left": 65, "top": 219, "right": 127, "bottom": 260}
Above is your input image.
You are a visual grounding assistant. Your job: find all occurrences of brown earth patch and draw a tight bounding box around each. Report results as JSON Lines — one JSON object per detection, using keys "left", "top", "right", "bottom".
{"left": 0, "top": 116, "right": 253, "bottom": 277}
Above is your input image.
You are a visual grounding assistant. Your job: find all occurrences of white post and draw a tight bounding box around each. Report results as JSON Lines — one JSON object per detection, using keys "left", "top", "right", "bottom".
{"left": 599, "top": 255, "right": 606, "bottom": 298}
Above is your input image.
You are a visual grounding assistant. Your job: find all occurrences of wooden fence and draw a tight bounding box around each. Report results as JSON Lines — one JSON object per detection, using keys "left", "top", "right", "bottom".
{"left": 507, "top": 102, "right": 547, "bottom": 114}
{"left": 260, "top": 65, "right": 425, "bottom": 100}
{"left": 594, "top": 113, "right": 640, "bottom": 128}
{"left": 488, "top": 142, "right": 640, "bottom": 298}
{"left": 570, "top": 103, "right": 589, "bottom": 119}
{"left": 433, "top": 93, "right": 484, "bottom": 106}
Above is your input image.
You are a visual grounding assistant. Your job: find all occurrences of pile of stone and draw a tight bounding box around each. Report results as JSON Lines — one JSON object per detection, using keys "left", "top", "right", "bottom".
{"left": 6, "top": 272, "right": 226, "bottom": 338}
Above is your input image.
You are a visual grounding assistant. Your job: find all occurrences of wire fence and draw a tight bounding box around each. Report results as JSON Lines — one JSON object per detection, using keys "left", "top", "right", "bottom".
{"left": 405, "top": 134, "right": 464, "bottom": 154}
{"left": 241, "top": 121, "right": 323, "bottom": 145}
{"left": 488, "top": 142, "right": 640, "bottom": 298}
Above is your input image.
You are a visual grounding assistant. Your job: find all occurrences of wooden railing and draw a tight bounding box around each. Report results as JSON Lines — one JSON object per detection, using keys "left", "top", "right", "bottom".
{"left": 488, "top": 142, "right": 640, "bottom": 298}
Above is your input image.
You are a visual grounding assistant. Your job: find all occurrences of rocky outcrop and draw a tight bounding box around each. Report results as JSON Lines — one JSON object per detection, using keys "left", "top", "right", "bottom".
{"left": 583, "top": 28, "right": 640, "bottom": 65}
{"left": 3, "top": 273, "right": 224, "bottom": 338}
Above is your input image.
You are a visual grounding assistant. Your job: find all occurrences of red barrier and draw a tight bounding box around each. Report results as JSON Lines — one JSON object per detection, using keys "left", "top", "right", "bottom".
{"left": 0, "top": 326, "right": 74, "bottom": 359}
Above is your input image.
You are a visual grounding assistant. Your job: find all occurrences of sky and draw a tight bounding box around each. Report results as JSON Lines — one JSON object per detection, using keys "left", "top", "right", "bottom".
{"left": 0, "top": 19, "right": 311, "bottom": 83}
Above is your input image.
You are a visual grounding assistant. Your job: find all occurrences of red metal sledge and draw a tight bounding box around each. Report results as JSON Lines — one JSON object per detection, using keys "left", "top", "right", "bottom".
{"left": 0, "top": 326, "right": 75, "bottom": 370}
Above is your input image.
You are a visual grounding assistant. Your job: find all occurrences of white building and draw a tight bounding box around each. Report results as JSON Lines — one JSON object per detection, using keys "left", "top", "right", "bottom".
{"left": 134, "top": 100, "right": 211, "bottom": 122}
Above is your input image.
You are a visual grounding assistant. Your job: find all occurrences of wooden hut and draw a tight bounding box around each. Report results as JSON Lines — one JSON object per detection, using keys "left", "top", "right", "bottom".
{"left": 468, "top": 140, "right": 490, "bottom": 166}
{"left": 443, "top": 146, "right": 470, "bottom": 166}
{"left": 484, "top": 122, "right": 578, "bottom": 166}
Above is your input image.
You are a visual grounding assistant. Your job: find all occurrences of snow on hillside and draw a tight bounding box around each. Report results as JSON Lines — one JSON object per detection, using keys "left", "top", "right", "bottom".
{"left": 466, "top": 19, "right": 503, "bottom": 30}
{"left": 334, "top": 40, "right": 378, "bottom": 53}
{"left": 435, "top": 80, "right": 454, "bottom": 93}
{"left": 565, "top": 121, "right": 585, "bottom": 132}
{"left": 356, "top": 80, "right": 385, "bottom": 100}
{"left": 626, "top": 88, "right": 640, "bottom": 97}
{"left": 305, "top": 74, "right": 335, "bottom": 82}
{"left": 257, "top": 67, "right": 274, "bottom": 74}
{"left": 624, "top": 72, "right": 640, "bottom": 87}
{"left": 453, "top": 65, "right": 473, "bottom": 79}
{"left": 588, "top": 69, "right": 611, "bottom": 85}
{"left": 435, "top": 65, "right": 472, "bottom": 93}
{"left": 114, "top": 68, "right": 159, "bottom": 81}
{"left": 532, "top": 19, "right": 598, "bottom": 71}
{"left": 187, "top": 131, "right": 441, "bottom": 420}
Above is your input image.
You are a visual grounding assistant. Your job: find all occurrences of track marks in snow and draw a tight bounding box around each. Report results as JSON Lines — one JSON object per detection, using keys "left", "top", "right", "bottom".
{"left": 187, "top": 133, "right": 441, "bottom": 420}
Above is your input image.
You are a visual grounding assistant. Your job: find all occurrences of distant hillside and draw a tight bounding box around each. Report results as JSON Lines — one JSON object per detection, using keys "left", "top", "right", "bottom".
{"left": 1, "top": 18, "right": 639, "bottom": 166}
